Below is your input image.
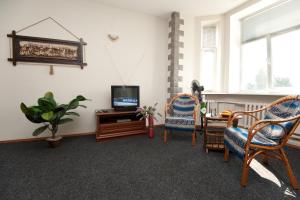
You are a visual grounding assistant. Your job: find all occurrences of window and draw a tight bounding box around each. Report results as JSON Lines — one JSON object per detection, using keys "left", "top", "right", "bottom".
{"left": 271, "top": 29, "right": 300, "bottom": 91}
{"left": 200, "top": 24, "right": 218, "bottom": 91}
{"left": 241, "top": 38, "right": 267, "bottom": 90}
{"left": 240, "top": 0, "right": 300, "bottom": 93}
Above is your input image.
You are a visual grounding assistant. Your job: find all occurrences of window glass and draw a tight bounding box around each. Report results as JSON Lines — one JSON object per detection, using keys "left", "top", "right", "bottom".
{"left": 201, "top": 49, "right": 216, "bottom": 91}
{"left": 271, "top": 29, "right": 300, "bottom": 91}
{"left": 241, "top": 0, "right": 300, "bottom": 42}
{"left": 241, "top": 38, "right": 268, "bottom": 91}
{"left": 202, "top": 25, "right": 216, "bottom": 48}
{"left": 201, "top": 23, "right": 218, "bottom": 92}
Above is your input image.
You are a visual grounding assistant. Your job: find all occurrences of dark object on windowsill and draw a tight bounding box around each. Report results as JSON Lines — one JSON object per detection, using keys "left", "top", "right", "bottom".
{"left": 191, "top": 80, "right": 204, "bottom": 101}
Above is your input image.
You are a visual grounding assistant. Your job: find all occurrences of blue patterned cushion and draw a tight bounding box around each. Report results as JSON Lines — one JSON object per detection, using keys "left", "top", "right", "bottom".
{"left": 261, "top": 100, "right": 300, "bottom": 140}
{"left": 172, "top": 96, "right": 196, "bottom": 117}
{"left": 224, "top": 127, "right": 278, "bottom": 159}
{"left": 165, "top": 116, "right": 195, "bottom": 131}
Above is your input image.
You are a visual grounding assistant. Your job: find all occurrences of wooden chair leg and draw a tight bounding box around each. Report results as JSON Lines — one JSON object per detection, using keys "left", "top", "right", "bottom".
{"left": 224, "top": 146, "right": 229, "bottom": 161}
{"left": 164, "top": 129, "right": 168, "bottom": 144}
{"left": 262, "top": 154, "right": 269, "bottom": 165}
{"left": 192, "top": 131, "right": 196, "bottom": 146}
{"left": 241, "top": 155, "right": 250, "bottom": 187}
{"left": 279, "top": 148, "right": 299, "bottom": 189}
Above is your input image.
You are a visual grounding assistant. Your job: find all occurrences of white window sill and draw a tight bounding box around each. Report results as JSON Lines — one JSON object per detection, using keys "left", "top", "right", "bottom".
{"left": 203, "top": 92, "right": 291, "bottom": 96}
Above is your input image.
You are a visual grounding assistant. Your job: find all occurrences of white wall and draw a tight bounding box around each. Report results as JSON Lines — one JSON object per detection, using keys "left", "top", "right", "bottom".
{"left": 180, "top": 14, "right": 225, "bottom": 93}
{"left": 0, "top": 0, "right": 168, "bottom": 141}
{"left": 180, "top": 14, "right": 197, "bottom": 93}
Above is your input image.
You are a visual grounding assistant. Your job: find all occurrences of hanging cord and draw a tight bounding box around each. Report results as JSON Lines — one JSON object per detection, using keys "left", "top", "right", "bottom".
{"left": 105, "top": 45, "right": 126, "bottom": 85}
{"left": 16, "top": 17, "right": 81, "bottom": 41}
{"left": 126, "top": 49, "right": 146, "bottom": 84}
{"left": 105, "top": 45, "right": 146, "bottom": 85}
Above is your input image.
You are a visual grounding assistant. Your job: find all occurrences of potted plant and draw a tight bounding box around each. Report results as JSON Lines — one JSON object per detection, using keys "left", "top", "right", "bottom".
{"left": 137, "top": 103, "right": 162, "bottom": 138}
{"left": 20, "top": 91, "right": 89, "bottom": 147}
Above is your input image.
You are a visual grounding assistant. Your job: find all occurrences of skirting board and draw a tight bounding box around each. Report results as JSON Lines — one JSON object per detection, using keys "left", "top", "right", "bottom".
{"left": 0, "top": 132, "right": 95, "bottom": 144}
{"left": 0, "top": 124, "right": 165, "bottom": 144}
{"left": 1, "top": 124, "right": 299, "bottom": 150}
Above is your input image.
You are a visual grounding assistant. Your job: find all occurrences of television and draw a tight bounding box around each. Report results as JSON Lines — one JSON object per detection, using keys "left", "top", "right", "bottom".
{"left": 111, "top": 85, "right": 140, "bottom": 111}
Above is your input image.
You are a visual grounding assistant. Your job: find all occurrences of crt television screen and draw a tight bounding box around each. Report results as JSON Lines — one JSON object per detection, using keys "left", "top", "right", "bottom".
{"left": 112, "top": 86, "right": 139, "bottom": 107}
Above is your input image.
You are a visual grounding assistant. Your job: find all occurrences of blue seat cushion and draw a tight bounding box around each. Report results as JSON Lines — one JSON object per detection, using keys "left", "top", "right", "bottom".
{"left": 261, "top": 100, "right": 300, "bottom": 140}
{"left": 165, "top": 116, "right": 195, "bottom": 131}
{"left": 224, "top": 127, "right": 278, "bottom": 159}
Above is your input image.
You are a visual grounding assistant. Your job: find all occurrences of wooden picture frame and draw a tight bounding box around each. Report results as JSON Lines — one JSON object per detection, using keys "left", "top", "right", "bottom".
{"left": 7, "top": 31, "right": 87, "bottom": 68}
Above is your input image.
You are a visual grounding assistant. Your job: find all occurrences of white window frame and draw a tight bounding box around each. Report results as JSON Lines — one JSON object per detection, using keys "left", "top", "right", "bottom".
{"left": 200, "top": 21, "right": 221, "bottom": 92}
{"left": 240, "top": 24, "right": 300, "bottom": 93}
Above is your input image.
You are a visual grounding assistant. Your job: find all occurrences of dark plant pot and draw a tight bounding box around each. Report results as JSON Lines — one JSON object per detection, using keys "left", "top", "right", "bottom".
{"left": 46, "top": 136, "right": 62, "bottom": 148}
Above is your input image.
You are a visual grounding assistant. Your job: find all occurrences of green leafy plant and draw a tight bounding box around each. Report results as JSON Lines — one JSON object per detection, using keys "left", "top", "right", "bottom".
{"left": 136, "top": 103, "right": 162, "bottom": 121}
{"left": 20, "top": 91, "right": 89, "bottom": 138}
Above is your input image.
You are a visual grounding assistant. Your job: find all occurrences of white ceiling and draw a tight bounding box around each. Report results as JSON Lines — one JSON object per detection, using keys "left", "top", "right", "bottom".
{"left": 96, "top": 0, "right": 250, "bottom": 17}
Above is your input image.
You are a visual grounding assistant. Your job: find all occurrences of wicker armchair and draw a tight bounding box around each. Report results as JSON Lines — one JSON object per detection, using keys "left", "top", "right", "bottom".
{"left": 164, "top": 93, "right": 199, "bottom": 146}
{"left": 224, "top": 95, "right": 300, "bottom": 189}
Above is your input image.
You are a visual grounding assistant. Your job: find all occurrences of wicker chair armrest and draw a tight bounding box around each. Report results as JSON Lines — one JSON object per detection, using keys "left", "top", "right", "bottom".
{"left": 227, "top": 111, "right": 259, "bottom": 127}
{"left": 244, "top": 115, "right": 300, "bottom": 149}
{"left": 248, "top": 119, "right": 286, "bottom": 137}
{"left": 164, "top": 103, "right": 172, "bottom": 117}
{"left": 250, "top": 115, "right": 300, "bottom": 132}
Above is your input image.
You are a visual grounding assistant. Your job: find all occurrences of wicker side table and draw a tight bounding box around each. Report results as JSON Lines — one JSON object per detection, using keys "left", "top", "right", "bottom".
{"left": 203, "top": 115, "right": 239, "bottom": 153}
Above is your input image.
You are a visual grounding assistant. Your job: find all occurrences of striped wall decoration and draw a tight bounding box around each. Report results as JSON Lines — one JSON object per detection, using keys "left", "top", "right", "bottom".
{"left": 167, "top": 12, "right": 184, "bottom": 101}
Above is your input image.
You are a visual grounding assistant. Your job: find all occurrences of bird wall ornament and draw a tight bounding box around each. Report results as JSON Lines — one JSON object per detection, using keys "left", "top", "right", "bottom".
{"left": 108, "top": 34, "right": 119, "bottom": 41}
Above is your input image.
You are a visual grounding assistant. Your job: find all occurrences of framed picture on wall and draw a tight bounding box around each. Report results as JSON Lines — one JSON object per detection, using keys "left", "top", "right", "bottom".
{"left": 7, "top": 31, "right": 87, "bottom": 68}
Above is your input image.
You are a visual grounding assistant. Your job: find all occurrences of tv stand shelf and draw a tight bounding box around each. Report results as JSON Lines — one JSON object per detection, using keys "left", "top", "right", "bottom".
{"left": 96, "top": 109, "right": 146, "bottom": 141}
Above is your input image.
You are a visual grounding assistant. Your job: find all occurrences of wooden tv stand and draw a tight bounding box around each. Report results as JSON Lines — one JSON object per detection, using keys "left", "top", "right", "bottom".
{"left": 95, "top": 109, "right": 146, "bottom": 141}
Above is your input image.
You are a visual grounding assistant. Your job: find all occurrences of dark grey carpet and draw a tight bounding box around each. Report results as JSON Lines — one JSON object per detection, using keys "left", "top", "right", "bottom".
{"left": 0, "top": 127, "right": 299, "bottom": 200}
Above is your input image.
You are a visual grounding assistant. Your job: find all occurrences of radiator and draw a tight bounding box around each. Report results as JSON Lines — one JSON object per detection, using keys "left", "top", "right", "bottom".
{"left": 243, "top": 103, "right": 267, "bottom": 128}
{"left": 206, "top": 100, "right": 244, "bottom": 117}
{"left": 206, "top": 101, "right": 266, "bottom": 127}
